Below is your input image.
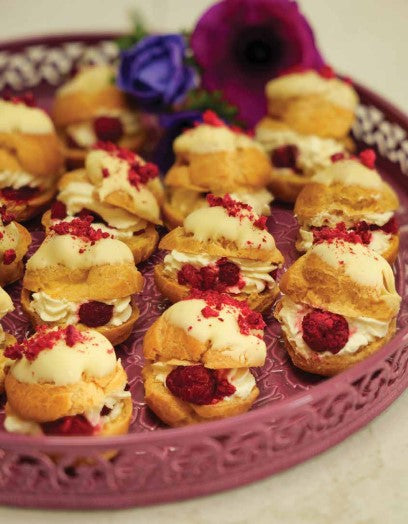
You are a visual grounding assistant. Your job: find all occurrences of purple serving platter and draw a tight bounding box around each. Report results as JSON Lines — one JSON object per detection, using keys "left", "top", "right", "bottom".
{"left": 0, "top": 34, "right": 408, "bottom": 510}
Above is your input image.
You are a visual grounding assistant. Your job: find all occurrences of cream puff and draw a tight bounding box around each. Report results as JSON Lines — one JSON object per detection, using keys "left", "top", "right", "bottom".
{"left": 264, "top": 66, "right": 359, "bottom": 139}
{"left": 0, "top": 96, "right": 64, "bottom": 221}
{"left": 155, "top": 194, "right": 284, "bottom": 312}
{"left": 143, "top": 291, "right": 266, "bottom": 426}
{"left": 0, "top": 286, "right": 16, "bottom": 391}
{"left": 255, "top": 118, "right": 351, "bottom": 202}
{"left": 42, "top": 142, "right": 162, "bottom": 264}
{"left": 294, "top": 150, "right": 400, "bottom": 263}
{"left": 22, "top": 216, "right": 143, "bottom": 345}
{"left": 3, "top": 325, "right": 132, "bottom": 440}
{"left": 162, "top": 110, "right": 273, "bottom": 228}
{"left": 274, "top": 240, "right": 401, "bottom": 376}
{"left": 52, "top": 65, "right": 146, "bottom": 168}
{"left": 0, "top": 205, "right": 31, "bottom": 286}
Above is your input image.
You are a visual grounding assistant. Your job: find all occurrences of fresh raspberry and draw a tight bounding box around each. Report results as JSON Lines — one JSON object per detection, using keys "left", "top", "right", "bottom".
{"left": 302, "top": 309, "right": 349, "bottom": 354}
{"left": 271, "top": 145, "right": 299, "bottom": 169}
{"left": 200, "top": 266, "right": 218, "bottom": 290}
{"left": 217, "top": 259, "right": 240, "bottom": 286}
{"left": 78, "top": 301, "right": 114, "bottom": 327}
{"left": 381, "top": 217, "right": 398, "bottom": 235}
{"left": 3, "top": 249, "right": 16, "bottom": 265}
{"left": 93, "top": 116, "right": 124, "bottom": 143}
{"left": 0, "top": 205, "right": 15, "bottom": 226}
{"left": 319, "top": 65, "right": 335, "bottom": 79}
{"left": 359, "top": 149, "right": 376, "bottom": 169}
{"left": 3, "top": 92, "right": 36, "bottom": 107}
{"left": 166, "top": 365, "right": 215, "bottom": 404}
{"left": 50, "top": 201, "right": 67, "bottom": 220}
{"left": 42, "top": 415, "right": 96, "bottom": 436}
{"left": 331, "top": 152, "right": 346, "bottom": 163}
{"left": 202, "top": 110, "right": 225, "bottom": 127}
{"left": 213, "top": 369, "right": 236, "bottom": 399}
{"left": 1, "top": 186, "right": 40, "bottom": 202}
{"left": 178, "top": 264, "right": 202, "bottom": 288}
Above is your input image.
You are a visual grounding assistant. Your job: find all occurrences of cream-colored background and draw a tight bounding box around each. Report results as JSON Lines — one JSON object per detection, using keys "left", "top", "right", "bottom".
{"left": 0, "top": 1, "right": 408, "bottom": 523}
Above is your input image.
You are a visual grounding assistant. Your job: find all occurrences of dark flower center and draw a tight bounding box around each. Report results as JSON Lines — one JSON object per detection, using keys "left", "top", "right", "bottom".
{"left": 235, "top": 27, "right": 283, "bottom": 70}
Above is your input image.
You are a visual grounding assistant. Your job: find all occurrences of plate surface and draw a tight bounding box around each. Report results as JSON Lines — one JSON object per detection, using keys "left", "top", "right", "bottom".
{"left": 0, "top": 34, "right": 408, "bottom": 509}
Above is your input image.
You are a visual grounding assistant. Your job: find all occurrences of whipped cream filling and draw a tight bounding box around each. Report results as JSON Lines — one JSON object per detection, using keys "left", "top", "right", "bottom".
{"left": 276, "top": 297, "right": 390, "bottom": 357}
{"left": 30, "top": 292, "right": 132, "bottom": 327}
{"left": 163, "top": 299, "right": 266, "bottom": 366}
{"left": 0, "top": 100, "right": 55, "bottom": 134}
{"left": 305, "top": 211, "right": 394, "bottom": 229}
{"left": 58, "top": 180, "right": 147, "bottom": 231}
{"left": 184, "top": 206, "right": 274, "bottom": 250}
{"left": 255, "top": 128, "right": 345, "bottom": 176}
{"left": 152, "top": 362, "right": 256, "bottom": 402}
{"left": 0, "top": 170, "right": 42, "bottom": 189}
{"left": 163, "top": 250, "right": 277, "bottom": 294}
{"left": 66, "top": 109, "right": 140, "bottom": 148}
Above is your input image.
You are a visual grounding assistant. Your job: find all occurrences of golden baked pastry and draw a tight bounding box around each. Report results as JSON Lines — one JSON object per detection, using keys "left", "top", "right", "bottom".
{"left": 0, "top": 206, "right": 31, "bottom": 286}
{"left": 274, "top": 240, "right": 401, "bottom": 376}
{"left": 143, "top": 291, "right": 266, "bottom": 426}
{"left": 0, "top": 97, "right": 64, "bottom": 221}
{"left": 264, "top": 67, "right": 358, "bottom": 139}
{"left": 155, "top": 194, "right": 284, "bottom": 312}
{"left": 52, "top": 65, "right": 146, "bottom": 168}
{"left": 42, "top": 142, "right": 163, "bottom": 264}
{"left": 294, "top": 151, "right": 400, "bottom": 263}
{"left": 22, "top": 216, "right": 144, "bottom": 345}
{"left": 255, "top": 117, "right": 353, "bottom": 202}
{"left": 162, "top": 111, "right": 273, "bottom": 228}
{"left": 4, "top": 325, "right": 132, "bottom": 440}
{"left": 0, "top": 287, "right": 16, "bottom": 391}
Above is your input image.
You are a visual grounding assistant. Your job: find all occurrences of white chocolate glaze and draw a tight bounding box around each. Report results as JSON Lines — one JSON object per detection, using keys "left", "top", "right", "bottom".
{"left": 163, "top": 299, "right": 266, "bottom": 366}
{"left": 312, "top": 159, "right": 383, "bottom": 189}
{"left": 4, "top": 414, "right": 42, "bottom": 436}
{"left": 265, "top": 71, "right": 358, "bottom": 111}
{"left": 86, "top": 149, "right": 160, "bottom": 223}
{"left": 57, "top": 65, "right": 115, "bottom": 95}
{"left": 0, "top": 287, "right": 13, "bottom": 318}
{"left": 228, "top": 188, "right": 273, "bottom": 216}
{"left": 174, "top": 124, "right": 263, "bottom": 154}
{"left": 11, "top": 328, "right": 117, "bottom": 386}
{"left": 276, "top": 296, "right": 390, "bottom": 357}
{"left": 26, "top": 233, "right": 134, "bottom": 270}
{"left": 184, "top": 206, "right": 274, "bottom": 250}
{"left": 0, "top": 219, "right": 20, "bottom": 254}
{"left": 0, "top": 100, "right": 54, "bottom": 134}
{"left": 163, "top": 250, "right": 277, "bottom": 293}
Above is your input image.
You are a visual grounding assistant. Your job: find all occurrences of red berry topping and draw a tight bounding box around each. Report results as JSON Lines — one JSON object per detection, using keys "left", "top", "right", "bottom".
{"left": 4, "top": 325, "right": 85, "bottom": 361}
{"left": 201, "top": 306, "right": 219, "bottom": 318}
{"left": 1, "top": 186, "right": 40, "bottom": 202}
{"left": 206, "top": 194, "right": 267, "bottom": 231}
{"left": 312, "top": 222, "right": 372, "bottom": 246}
{"left": 3, "top": 249, "right": 16, "bottom": 265}
{"left": 3, "top": 91, "right": 36, "bottom": 107}
{"left": 271, "top": 145, "right": 299, "bottom": 169}
{"left": 50, "top": 200, "right": 67, "bottom": 220}
{"left": 0, "top": 205, "right": 15, "bottom": 226}
{"left": 166, "top": 365, "right": 236, "bottom": 405}
{"left": 202, "top": 110, "right": 225, "bottom": 127}
{"left": 381, "top": 216, "right": 398, "bottom": 234}
{"left": 78, "top": 301, "right": 114, "bottom": 327}
{"left": 359, "top": 149, "right": 376, "bottom": 169}
{"left": 319, "top": 65, "right": 336, "bottom": 79}
{"left": 331, "top": 152, "right": 346, "bottom": 163}
{"left": 217, "top": 259, "right": 240, "bottom": 286}
{"left": 93, "top": 116, "right": 124, "bottom": 143}
{"left": 302, "top": 309, "right": 349, "bottom": 354}
{"left": 50, "top": 216, "right": 109, "bottom": 243}
{"left": 42, "top": 415, "right": 96, "bottom": 436}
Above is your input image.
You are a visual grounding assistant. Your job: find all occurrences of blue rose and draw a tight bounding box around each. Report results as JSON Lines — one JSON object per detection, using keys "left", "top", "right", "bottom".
{"left": 117, "top": 34, "right": 196, "bottom": 111}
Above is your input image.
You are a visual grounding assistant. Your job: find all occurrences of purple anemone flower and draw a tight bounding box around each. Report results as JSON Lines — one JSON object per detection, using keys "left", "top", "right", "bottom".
{"left": 191, "top": 0, "right": 324, "bottom": 126}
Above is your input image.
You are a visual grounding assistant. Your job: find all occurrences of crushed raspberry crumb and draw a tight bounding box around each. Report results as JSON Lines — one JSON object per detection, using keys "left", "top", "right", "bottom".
{"left": 42, "top": 415, "right": 96, "bottom": 436}
{"left": 201, "top": 306, "right": 219, "bottom": 318}
{"left": 302, "top": 309, "right": 349, "bottom": 354}
{"left": 312, "top": 222, "right": 371, "bottom": 245}
{"left": 271, "top": 145, "right": 299, "bottom": 170}
{"left": 0, "top": 205, "right": 15, "bottom": 226}
{"left": 3, "top": 91, "right": 36, "bottom": 107}
{"left": 202, "top": 110, "right": 225, "bottom": 127}
{"left": 331, "top": 152, "right": 346, "bottom": 163}
{"left": 78, "top": 301, "right": 114, "bottom": 327}
{"left": 102, "top": 168, "right": 110, "bottom": 178}
{"left": 1, "top": 186, "right": 40, "bottom": 202}
{"left": 4, "top": 325, "right": 85, "bottom": 361}
{"left": 50, "top": 200, "right": 67, "bottom": 220}
{"left": 319, "top": 65, "right": 335, "bottom": 79}
{"left": 3, "top": 249, "right": 16, "bottom": 265}
{"left": 93, "top": 116, "right": 124, "bottom": 143}
{"left": 50, "top": 216, "right": 109, "bottom": 243}
{"left": 359, "top": 149, "right": 376, "bottom": 169}
{"left": 166, "top": 365, "right": 236, "bottom": 405}
{"left": 206, "top": 194, "right": 266, "bottom": 230}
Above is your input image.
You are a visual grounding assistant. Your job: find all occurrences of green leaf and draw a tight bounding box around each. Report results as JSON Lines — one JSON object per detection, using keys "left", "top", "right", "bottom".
{"left": 116, "top": 11, "right": 149, "bottom": 51}
{"left": 186, "top": 89, "right": 240, "bottom": 124}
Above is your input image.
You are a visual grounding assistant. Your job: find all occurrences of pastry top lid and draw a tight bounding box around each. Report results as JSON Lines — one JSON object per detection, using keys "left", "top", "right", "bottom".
{"left": 0, "top": 286, "right": 13, "bottom": 318}
{"left": 163, "top": 291, "right": 266, "bottom": 366}
{"left": 0, "top": 98, "right": 55, "bottom": 135}
{"left": 85, "top": 143, "right": 161, "bottom": 224}
{"left": 265, "top": 68, "right": 358, "bottom": 111}
{"left": 183, "top": 194, "right": 275, "bottom": 251}
{"left": 57, "top": 65, "right": 115, "bottom": 96}
{"left": 5, "top": 325, "right": 117, "bottom": 386}
{"left": 174, "top": 110, "right": 263, "bottom": 154}
{"left": 26, "top": 216, "right": 134, "bottom": 270}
